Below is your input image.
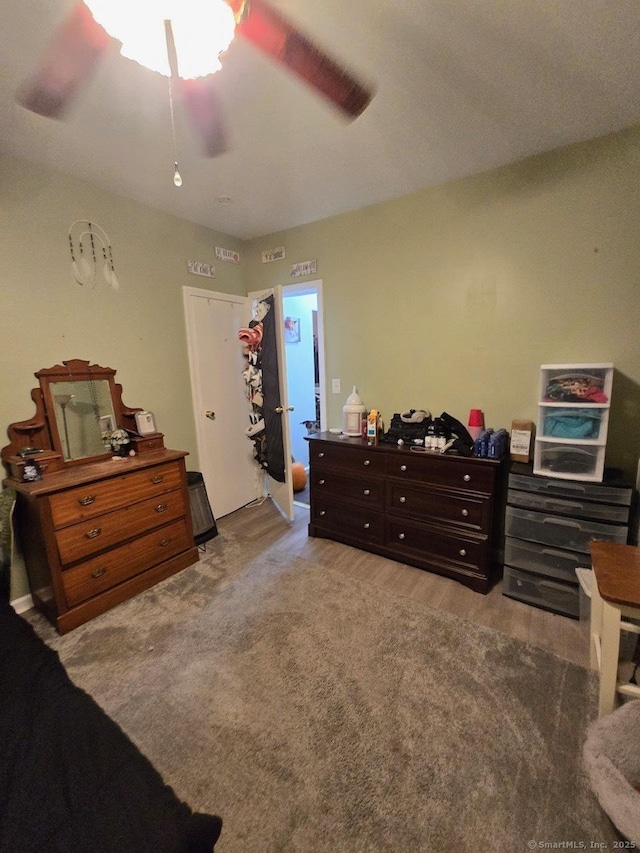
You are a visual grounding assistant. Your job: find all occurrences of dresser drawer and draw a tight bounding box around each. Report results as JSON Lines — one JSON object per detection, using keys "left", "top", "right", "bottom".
{"left": 49, "top": 461, "right": 183, "bottom": 528}
{"left": 310, "top": 442, "right": 385, "bottom": 474}
{"left": 385, "top": 453, "right": 494, "bottom": 493}
{"left": 505, "top": 506, "right": 628, "bottom": 554}
{"left": 386, "top": 519, "right": 487, "bottom": 572}
{"left": 56, "top": 488, "right": 187, "bottom": 565}
{"left": 62, "top": 519, "right": 192, "bottom": 607}
{"left": 387, "top": 482, "right": 489, "bottom": 531}
{"left": 507, "top": 488, "right": 630, "bottom": 524}
{"left": 311, "top": 469, "right": 383, "bottom": 508}
{"left": 311, "top": 498, "right": 383, "bottom": 544}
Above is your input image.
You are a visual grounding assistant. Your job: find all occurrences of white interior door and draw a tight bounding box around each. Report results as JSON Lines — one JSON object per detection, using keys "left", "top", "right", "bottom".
{"left": 183, "top": 287, "right": 258, "bottom": 518}
{"left": 248, "top": 286, "right": 294, "bottom": 521}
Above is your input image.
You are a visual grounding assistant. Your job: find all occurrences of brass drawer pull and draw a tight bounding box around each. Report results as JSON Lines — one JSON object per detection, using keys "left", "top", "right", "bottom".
{"left": 400, "top": 465, "right": 407, "bottom": 472}
{"left": 461, "top": 509, "right": 469, "bottom": 517}
{"left": 459, "top": 548, "right": 467, "bottom": 557}
{"left": 151, "top": 474, "right": 164, "bottom": 484}
{"left": 78, "top": 495, "right": 96, "bottom": 506}
{"left": 363, "top": 489, "right": 370, "bottom": 496}
{"left": 159, "top": 537, "right": 171, "bottom": 547}
{"left": 154, "top": 503, "right": 168, "bottom": 513}
{"left": 399, "top": 496, "right": 406, "bottom": 503}
{"left": 363, "top": 460, "right": 370, "bottom": 466}
{"left": 90, "top": 567, "right": 106, "bottom": 579}
{"left": 363, "top": 522, "right": 370, "bottom": 529}
{"left": 319, "top": 479, "right": 325, "bottom": 485}
{"left": 463, "top": 474, "right": 471, "bottom": 482}
{"left": 85, "top": 527, "right": 101, "bottom": 539}
{"left": 398, "top": 532, "right": 405, "bottom": 540}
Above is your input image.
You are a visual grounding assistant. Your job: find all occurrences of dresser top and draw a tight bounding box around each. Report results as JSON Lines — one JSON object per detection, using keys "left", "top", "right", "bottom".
{"left": 3, "top": 448, "right": 188, "bottom": 497}
{"left": 307, "top": 431, "right": 503, "bottom": 467}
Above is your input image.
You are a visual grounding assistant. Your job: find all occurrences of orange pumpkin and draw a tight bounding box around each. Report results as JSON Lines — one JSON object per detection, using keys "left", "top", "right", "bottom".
{"left": 291, "top": 461, "right": 307, "bottom": 492}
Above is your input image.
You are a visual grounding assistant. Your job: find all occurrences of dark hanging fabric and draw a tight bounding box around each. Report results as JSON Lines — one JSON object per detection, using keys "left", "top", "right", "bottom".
{"left": 260, "top": 295, "right": 285, "bottom": 482}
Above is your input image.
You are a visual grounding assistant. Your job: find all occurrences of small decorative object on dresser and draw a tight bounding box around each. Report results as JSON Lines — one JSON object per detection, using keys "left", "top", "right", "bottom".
{"left": 1, "top": 360, "right": 199, "bottom": 633}
{"left": 135, "top": 409, "right": 158, "bottom": 435}
{"left": 307, "top": 432, "right": 507, "bottom": 593}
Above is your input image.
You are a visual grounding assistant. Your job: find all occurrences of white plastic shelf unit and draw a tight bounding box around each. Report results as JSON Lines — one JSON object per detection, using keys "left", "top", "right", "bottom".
{"left": 533, "top": 362, "right": 613, "bottom": 483}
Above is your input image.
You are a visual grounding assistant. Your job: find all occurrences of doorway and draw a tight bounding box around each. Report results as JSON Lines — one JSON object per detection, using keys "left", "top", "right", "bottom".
{"left": 282, "top": 280, "right": 326, "bottom": 508}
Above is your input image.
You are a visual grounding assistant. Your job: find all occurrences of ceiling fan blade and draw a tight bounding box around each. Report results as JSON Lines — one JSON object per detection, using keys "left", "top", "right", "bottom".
{"left": 178, "top": 76, "right": 228, "bottom": 158}
{"left": 17, "top": 2, "right": 110, "bottom": 119}
{"left": 233, "top": 0, "right": 372, "bottom": 119}
{"left": 164, "top": 20, "right": 227, "bottom": 158}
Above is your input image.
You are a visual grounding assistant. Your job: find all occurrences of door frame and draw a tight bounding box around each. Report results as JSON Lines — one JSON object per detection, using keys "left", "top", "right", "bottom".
{"left": 282, "top": 279, "right": 327, "bottom": 435}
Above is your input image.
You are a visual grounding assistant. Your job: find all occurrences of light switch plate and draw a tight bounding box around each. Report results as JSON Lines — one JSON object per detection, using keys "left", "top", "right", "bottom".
{"left": 331, "top": 379, "right": 341, "bottom": 394}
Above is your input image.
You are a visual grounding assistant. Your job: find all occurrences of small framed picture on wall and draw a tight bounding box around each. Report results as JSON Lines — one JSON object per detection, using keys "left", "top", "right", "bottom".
{"left": 284, "top": 316, "right": 300, "bottom": 343}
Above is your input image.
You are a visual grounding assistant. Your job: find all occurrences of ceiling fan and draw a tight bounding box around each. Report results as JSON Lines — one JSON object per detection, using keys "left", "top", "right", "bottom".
{"left": 16, "top": 0, "right": 373, "bottom": 158}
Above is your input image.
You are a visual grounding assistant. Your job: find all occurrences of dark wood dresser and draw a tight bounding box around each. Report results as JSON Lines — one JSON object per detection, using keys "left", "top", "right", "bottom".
{"left": 6, "top": 450, "right": 198, "bottom": 633}
{"left": 307, "top": 433, "right": 507, "bottom": 593}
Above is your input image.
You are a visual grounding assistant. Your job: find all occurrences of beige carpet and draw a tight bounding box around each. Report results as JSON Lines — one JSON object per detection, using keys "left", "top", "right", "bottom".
{"left": 30, "top": 529, "right": 618, "bottom": 852}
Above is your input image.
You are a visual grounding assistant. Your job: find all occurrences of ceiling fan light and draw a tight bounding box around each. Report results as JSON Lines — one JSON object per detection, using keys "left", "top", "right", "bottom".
{"left": 83, "top": 0, "right": 236, "bottom": 78}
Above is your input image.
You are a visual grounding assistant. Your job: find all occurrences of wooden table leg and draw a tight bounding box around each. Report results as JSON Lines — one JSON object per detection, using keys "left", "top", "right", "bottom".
{"left": 590, "top": 572, "right": 603, "bottom": 671}
{"left": 599, "top": 599, "right": 622, "bottom": 717}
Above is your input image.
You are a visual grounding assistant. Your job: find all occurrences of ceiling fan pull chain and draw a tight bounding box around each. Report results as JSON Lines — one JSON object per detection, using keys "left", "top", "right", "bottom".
{"left": 164, "top": 19, "right": 183, "bottom": 188}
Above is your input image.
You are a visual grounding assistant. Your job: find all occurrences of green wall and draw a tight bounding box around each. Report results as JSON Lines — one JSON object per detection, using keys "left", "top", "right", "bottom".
{"left": 0, "top": 155, "right": 244, "bottom": 598}
{"left": 2, "top": 124, "right": 640, "bottom": 598}
{"left": 247, "top": 126, "right": 640, "bottom": 485}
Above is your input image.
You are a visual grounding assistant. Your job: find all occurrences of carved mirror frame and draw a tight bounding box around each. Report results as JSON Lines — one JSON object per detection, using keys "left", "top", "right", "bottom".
{"left": 2, "top": 359, "right": 144, "bottom": 475}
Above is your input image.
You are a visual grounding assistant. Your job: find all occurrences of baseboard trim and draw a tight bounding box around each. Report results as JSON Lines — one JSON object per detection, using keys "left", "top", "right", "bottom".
{"left": 10, "top": 593, "right": 34, "bottom": 614}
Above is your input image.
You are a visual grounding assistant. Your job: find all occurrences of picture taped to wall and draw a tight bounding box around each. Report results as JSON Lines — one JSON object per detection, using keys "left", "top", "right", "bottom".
{"left": 284, "top": 316, "right": 300, "bottom": 343}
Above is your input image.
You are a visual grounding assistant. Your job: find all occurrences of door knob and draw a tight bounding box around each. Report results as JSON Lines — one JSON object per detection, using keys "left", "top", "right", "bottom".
{"left": 205, "top": 410, "right": 216, "bottom": 420}
{"left": 274, "top": 406, "right": 295, "bottom": 413}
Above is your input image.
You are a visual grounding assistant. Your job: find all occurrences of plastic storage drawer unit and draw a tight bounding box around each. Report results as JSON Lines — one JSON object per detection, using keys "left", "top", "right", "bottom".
{"left": 505, "top": 506, "right": 628, "bottom": 553}
{"left": 506, "top": 488, "right": 631, "bottom": 523}
{"left": 503, "top": 565, "right": 580, "bottom": 618}
{"left": 507, "top": 474, "right": 632, "bottom": 507}
{"left": 504, "top": 537, "right": 585, "bottom": 585}
{"left": 534, "top": 363, "right": 613, "bottom": 483}
{"left": 502, "top": 464, "right": 633, "bottom": 619}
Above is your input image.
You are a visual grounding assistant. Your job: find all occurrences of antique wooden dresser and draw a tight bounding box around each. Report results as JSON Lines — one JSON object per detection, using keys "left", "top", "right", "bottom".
{"left": 2, "top": 360, "right": 199, "bottom": 633}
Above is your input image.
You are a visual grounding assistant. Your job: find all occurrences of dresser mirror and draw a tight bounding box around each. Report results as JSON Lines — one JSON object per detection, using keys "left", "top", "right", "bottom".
{"left": 45, "top": 378, "right": 116, "bottom": 462}
{"left": 1, "top": 359, "right": 147, "bottom": 475}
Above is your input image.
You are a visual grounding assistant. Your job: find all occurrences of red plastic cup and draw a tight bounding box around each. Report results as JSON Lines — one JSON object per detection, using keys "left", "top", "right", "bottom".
{"left": 468, "top": 409, "right": 484, "bottom": 428}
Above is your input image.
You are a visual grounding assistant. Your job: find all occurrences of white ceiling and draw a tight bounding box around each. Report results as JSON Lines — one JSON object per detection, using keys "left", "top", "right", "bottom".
{"left": 1, "top": 0, "right": 639, "bottom": 240}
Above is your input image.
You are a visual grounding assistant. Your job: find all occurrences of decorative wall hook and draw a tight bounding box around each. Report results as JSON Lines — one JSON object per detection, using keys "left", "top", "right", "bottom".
{"left": 68, "top": 221, "right": 120, "bottom": 290}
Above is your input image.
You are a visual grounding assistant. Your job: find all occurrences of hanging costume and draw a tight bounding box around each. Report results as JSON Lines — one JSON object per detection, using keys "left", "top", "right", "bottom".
{"left": 237, "top": 295, "right": 286, "bottom": 482}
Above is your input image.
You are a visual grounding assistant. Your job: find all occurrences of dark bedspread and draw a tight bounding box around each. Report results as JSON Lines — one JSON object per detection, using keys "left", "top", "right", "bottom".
{"left": 0, "top": 601, "right": 222, "bottom": 853}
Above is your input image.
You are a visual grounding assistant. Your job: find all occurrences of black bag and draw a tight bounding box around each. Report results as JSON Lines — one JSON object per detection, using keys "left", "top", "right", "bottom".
{"left": 439, "top": 411, "right": 474, "bottom": 456}
{"left": 380, "top": 413, "right": 432, "bottom": 444}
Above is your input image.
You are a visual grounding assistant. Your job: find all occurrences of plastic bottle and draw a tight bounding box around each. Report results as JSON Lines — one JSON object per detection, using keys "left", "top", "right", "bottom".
{"left": 342, "top": 386, "right": 366, "bottom": 436}
{"left": 367, "top": 409, "right": 379, "bottom": 445}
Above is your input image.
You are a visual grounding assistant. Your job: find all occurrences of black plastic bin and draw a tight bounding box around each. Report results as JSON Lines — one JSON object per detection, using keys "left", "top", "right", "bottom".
{"left": 187, "top": 471, "right": 218, "bottom": 545}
